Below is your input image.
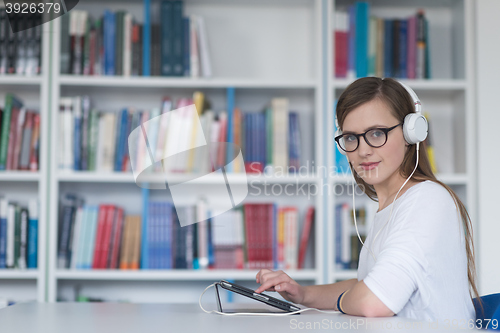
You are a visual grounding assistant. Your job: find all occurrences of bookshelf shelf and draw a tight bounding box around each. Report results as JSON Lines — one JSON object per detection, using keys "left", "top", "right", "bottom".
{"left": 0, "top": 172, "right": 41, "bottom": 182}
{"left": 56, "top": 172, "right": 320, "bottom": 184}
{"left": 331, "top": 173, "right": 469, "bottom": 185}
{"left": 332, "top": 79, "right": 468, "bottom": 91}
{"left": 55, "top": 269, "right": 319, "bottom": 281}
{"left": 58, "top": 75, "right": 317, "bottom": 89}
{"left": 0, "top": 270, "right": 41, "bottom": 280}
{"left": 0, "top": 76, "right": 43, "bottom": 86}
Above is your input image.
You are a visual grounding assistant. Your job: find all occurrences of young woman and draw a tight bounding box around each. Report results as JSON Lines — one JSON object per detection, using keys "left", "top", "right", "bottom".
{"left": 255, "top": 77, "right": 480, "bottom": 322}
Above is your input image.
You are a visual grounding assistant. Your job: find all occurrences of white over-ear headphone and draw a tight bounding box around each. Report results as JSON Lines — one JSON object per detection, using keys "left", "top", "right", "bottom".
{"left": 335, "top": 80, "right": 428, "bottom": 156}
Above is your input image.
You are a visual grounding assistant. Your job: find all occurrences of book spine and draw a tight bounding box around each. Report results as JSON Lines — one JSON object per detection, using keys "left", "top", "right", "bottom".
{"left": 143, "top": 0, "right": 151, "bottom": 76}
{"left": 18, "top": 207, "right": 28, "bottom": 269}
{"left": 27, "top": 200, "right": 38, "bottom": 269}
{"left": 100, "top": 206, "right": 115, "bottom": 269}
{"left": 18, "top": 111, "right": 33, "bottom": 170}
{"left": 115, "top": 11, "right": 124, "bottom": 76}
{"left": 383, "top": 19, "right": 393, "bottom": 78}
{"left": 172, "top": 1, "right": 184, "bottom": 76}
{"left": 0, "top": 199, "right": 8, "bottom": 268}
{"left": 104, "top": 10, "right": 116, "bottom": 76}
{"left": 29, "top": 113, "right": 40, "bottom": 171}
{"left": 0, "top": 94, "right": 13, "bottom": 170}
{"left": 92, "top": 205, "right": 107, "bottom": 269}
{"left": 161, "top": 1, "right": 173, "bottom": 76}
{"left": 6, "top": 204, "right": 16, "bottom": 268}
{"left": 182, "top": 17, "right": 190, "bottom": 76}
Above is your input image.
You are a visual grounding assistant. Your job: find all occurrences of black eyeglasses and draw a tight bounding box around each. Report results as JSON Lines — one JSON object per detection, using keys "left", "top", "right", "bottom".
{"left": 335, "top": 123, "right": 403, "bottom": 153}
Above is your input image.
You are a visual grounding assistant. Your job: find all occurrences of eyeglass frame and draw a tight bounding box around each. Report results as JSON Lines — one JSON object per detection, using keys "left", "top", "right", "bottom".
{"left": 334, "top": 123, "right": 404, "bottom": 153}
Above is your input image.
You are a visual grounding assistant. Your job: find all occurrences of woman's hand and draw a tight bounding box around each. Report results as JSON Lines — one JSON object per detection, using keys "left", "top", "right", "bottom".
{"left": 254, "top": 269, "right": 306, "bottom": 305}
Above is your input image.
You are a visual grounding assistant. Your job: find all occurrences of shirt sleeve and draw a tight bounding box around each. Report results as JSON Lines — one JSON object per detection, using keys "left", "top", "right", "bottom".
{"left": 363, "top": 232, "right": 429, "bottom": 314}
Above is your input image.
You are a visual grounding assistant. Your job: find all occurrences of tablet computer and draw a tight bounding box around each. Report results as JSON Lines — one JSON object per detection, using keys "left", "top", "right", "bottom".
{"left": 215, "top": 280, "right": 301, "bottom": 313}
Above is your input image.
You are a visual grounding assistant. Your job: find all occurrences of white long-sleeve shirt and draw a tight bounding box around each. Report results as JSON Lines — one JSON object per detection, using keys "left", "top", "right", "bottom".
{"left": 357, "top": 180, "right": 475, "bottom": 322}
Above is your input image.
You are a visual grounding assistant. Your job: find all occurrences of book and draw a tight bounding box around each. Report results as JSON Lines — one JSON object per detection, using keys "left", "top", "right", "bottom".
{"left": 27, "top": 199, "right": 38, "bottom": 269}
{"left": 0, "top": 94, "right": 23, "bottom": 170}
{"left": 298, "top": 207, "right": 314, "bottom": 269}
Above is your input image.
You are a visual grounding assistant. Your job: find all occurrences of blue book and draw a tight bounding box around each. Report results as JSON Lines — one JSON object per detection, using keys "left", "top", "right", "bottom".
{"left": 0, "top": 199, "right": 8, "bottom": 268}
{"left": 182, "top": 17, "right": 190, "bottom": 76}
{"left": 141, "top": 188, "right": 150, "bottom": 269}
{"left": 73, "top": 97, "right": 81, "bottom": 171}
{"left": 164, "top": 202, "right": 173, "bottom": 269}
{"left": 160, "top": 0, "right": 173, "bottom": 76}
{"left": 383, "top": 19, "right": 393, "bottom": 78}
{"left": 244, "top": 113, "right": 250, "bottom": 164}
{"left": 171, "top": 0, "right": 184, "bottom": 76}
{"left": 355, "top": 2, "right": 369, "bottom": 78}
{"left": 207, "top": 215, "right": 214, "bottom": 268}
{"left": 104, "top": 10, "right": 116, "bottom": 76}
{"left": 259, "top": 113, "right": 266, "bottom": 170}
{"left": 27, "top": 200, "right": 38, "bottom": 269}
{"left": 114, "top": 109, "right": 128, "bottom": 171}
{"left": 143, "top": 0, "right": 151, "bottom": 76}
{"left": 398, "top": 19, "right": 408, "bottom": 78}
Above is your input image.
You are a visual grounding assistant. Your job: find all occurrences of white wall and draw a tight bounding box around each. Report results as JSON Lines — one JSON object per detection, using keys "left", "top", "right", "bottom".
{"left": 476, "top": 0, "right": 500, "bottom": 295}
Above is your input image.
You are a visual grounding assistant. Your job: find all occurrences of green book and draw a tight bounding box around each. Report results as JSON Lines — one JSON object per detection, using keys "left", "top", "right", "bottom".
{"left": 0, "top": 94, "right": 23, "bottom": 170}
{"left": 13, "top": 205, "right": 21, "bottom": 268}
{"left": 87, "top": 109, "right": 100, "bottom": 171}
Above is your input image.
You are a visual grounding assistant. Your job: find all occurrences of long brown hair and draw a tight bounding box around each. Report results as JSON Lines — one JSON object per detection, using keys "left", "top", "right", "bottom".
{"left": 336, "top": 77, "right": 481, "bottom": 314}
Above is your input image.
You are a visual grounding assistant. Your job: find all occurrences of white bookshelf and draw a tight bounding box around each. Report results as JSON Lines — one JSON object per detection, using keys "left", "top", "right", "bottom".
{"left": 2, "top": 0, "right": 478, "bottom": 304}
{"left": 47, "top": 0, "right": 325, "bottom": 303}
{"left": 0, "top": 17, "right": 50, "bottom": 303}
{"left": 326, "top": 0, "right": 477, "bottom": 284}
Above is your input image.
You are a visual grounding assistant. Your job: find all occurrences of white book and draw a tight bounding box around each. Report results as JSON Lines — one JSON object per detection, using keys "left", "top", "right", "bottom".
{"left": 75, "top": 206, "right": 88, "bottom": 269}
{"left": 6, "top": 204, "right": 15, "bottom": 268}
{"left": 284, "top": 208, "right": 298, "bottom": 270}
{"left": 196, "top": 16, "right": 212, "bottom": 78}
{"left": 64, "top": 98, "right": 75, "bottom": 170}
{"left": 97, "top": 112, "right": 117, "bottom": 171}
{"left": 73, "top": 96, "right": 82, "bottom": 169}
{"left": 189, "top": 15, "right": 200, "bottom": 78}
{"left": 123, "top": 13, "right": 132, "bottom": 77}
{"left": 70, "top": 207, "right": 83, "bottom": 270}
{"left": 271, "top": 98, "right": 289, "bottom": 172}
{"left": 85, "top": 206, "right": 99, "bottom": 269}
{"left": 154, "top": 99, "right": 172, "bottom": 171}
{"left": 144, "top": 107, "right": 161, "bottom": 170}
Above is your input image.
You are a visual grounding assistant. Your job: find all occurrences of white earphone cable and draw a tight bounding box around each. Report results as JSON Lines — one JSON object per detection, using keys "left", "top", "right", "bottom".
{"left": 199, "top": 283, "right": 340, "bottom": 316}
{"left": 352, "top": 142, "right": 420, "bottom": 262}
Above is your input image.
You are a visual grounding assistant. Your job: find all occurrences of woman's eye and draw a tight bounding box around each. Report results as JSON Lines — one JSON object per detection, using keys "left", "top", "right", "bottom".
{"left": 370, "top": 129, "right": 384, "bottom": 138}
{"left": 345, "top": 135, "right": 356, "bottom": 142}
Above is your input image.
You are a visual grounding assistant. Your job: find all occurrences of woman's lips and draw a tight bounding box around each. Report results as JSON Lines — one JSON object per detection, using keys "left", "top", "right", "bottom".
{"left": 360, "top": 162, "right": 380, "bottom": 171}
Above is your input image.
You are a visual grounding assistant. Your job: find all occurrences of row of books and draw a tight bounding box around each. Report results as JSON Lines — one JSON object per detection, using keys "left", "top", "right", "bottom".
{"left": 0, "top": 198, "right": 38, "bottom": 269}
{"left": 60, "top": 0, "right": 211, "bottom": 77}
{"left": 334, "top": 2, "right": 430, "bottom": 79}
{"left": 335, "top": 202, "right": 376, "bottom": 270}
{"left": 0, "top": 93, "right": 41, "bottom": 171}
{"left": 58, "top": 94, "right": 302, "bottom": 174}
{"left": 0, "top": 10, "right": 42, "bottom": 75}
{"left": 57, "top": 195, "right": 315, "bottom": 270}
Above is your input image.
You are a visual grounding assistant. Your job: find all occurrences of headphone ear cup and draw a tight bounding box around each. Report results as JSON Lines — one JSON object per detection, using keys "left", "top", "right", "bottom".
{"left": 335, "top": 128, "right": 347, "bottom": 156}
{"left": 403, "top": 113, "right": 428, "bottom": 145}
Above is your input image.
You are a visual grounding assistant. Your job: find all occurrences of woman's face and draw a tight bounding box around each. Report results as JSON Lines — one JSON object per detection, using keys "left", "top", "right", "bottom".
{"left": 343, "top": 98, "right": 407, "bottom": 188}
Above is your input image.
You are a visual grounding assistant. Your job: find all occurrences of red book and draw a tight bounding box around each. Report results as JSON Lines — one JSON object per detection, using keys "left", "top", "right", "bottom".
{"left": 335, "top": 31, "right": 348, "bottom": 78}
{"left": 108, "top": 207, "right": 124, "bottom": 269}
{"left": 264, "top": 204, "right": 274, "bottom": 269}
{"left": 92, "top": 205, "right": 108, "bottom": 269}
{"left": 99, "top": 205, "right": 116, "bottom": 268}
{"left": 89, "top": 29, "right": 96, "bottom": 75}
{"left": 298, "top": 207, "right": 315, "bottom": 269}
{"left": 243, "top": 204, "right": 256, "bottom": 269}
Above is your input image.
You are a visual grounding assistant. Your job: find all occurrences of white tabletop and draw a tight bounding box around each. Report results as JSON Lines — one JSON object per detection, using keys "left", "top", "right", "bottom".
{"left": 0, "top": 302, "right": 476, "bottom": 332}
